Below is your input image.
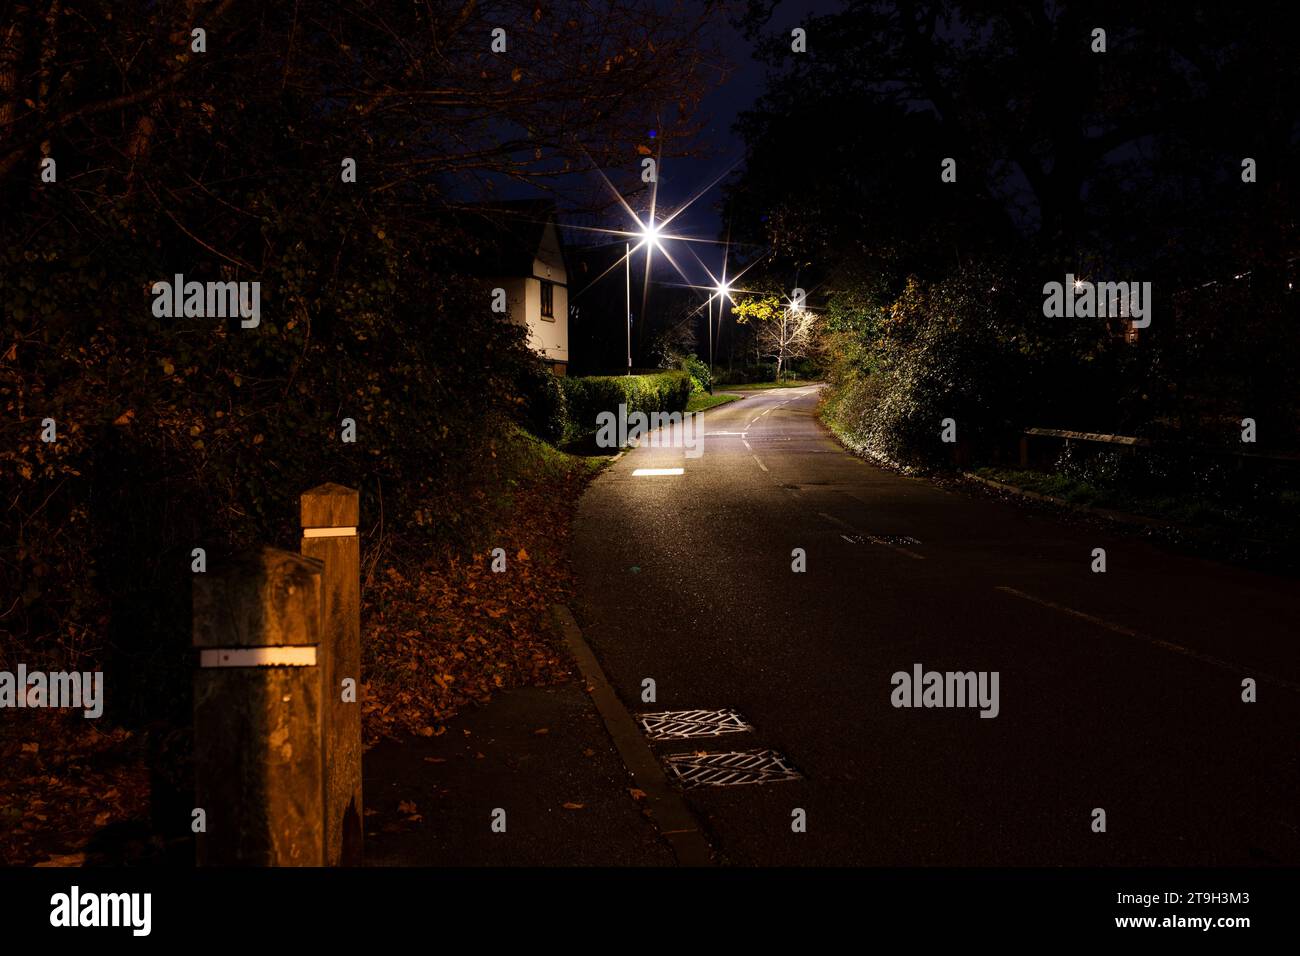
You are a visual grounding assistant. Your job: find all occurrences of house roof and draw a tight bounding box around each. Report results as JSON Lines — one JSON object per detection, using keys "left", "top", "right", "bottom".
{"left": 449, "top": 199, "right": 561, "bottom": 277}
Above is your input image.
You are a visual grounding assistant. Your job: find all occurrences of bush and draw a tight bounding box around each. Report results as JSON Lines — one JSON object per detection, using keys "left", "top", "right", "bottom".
{"left": 559, "top": 371, "right": 692, "bottom": 440}
{"left": 508, "top": 357, "right": 568, "bottom": 444}
{"left": 822, "top": 264, "right": 1102, "bottom": 467}
{"left": 681, "top": 354, "right": 712, "bottom": 394}
{"left": 714, "top": 363, "right": 776, "bottom": 385}
{"left": 0, "top": 212, "right": 539, "bottom": 729}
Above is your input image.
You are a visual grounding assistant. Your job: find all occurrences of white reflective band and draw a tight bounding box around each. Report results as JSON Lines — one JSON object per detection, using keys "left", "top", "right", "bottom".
{"left": 200, "top": 646, "right": 317, "bottom": 667}
{"left": 302, "top": 527, "right": 356, "bottom": 538}
{"left": 631, "top": 468, "right": 684, "bottom": 476}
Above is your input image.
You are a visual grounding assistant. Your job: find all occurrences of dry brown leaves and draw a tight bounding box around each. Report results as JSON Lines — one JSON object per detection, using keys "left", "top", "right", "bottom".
{"left": 0, "top": 438, "right": 598, "bottom": 862}
{"left": 360, "top": 457, "right": 593, "bottom": 745}
{"left": 0, "top": 712, "right": 151, "bottom": 866}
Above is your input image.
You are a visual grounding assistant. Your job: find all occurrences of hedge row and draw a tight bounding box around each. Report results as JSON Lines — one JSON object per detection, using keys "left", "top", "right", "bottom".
{"left": 558, "top": 371, "right": 692, "bottom": 440}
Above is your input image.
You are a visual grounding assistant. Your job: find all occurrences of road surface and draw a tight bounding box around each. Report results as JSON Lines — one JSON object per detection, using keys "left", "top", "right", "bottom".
{"left": 571, "top": 386, "right": 1299, "bottom": 865}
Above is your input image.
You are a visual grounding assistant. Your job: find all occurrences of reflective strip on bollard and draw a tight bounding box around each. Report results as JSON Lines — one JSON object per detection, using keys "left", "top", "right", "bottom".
{"left": 199, "top": 646, "right": 318, "bottom": 667}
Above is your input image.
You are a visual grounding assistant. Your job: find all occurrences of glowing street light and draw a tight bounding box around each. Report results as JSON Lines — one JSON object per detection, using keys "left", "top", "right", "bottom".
{"left": 564, "top": 154, "right": 742, "bottom": 375}
{"left": 625, "top": 216, "right": 663, "bottom": 374}
{"left": 640, "top": 220, "right": 662, "bottom": 251}
{"left": 707, "top": 280, "right": 732, "bottom": 379}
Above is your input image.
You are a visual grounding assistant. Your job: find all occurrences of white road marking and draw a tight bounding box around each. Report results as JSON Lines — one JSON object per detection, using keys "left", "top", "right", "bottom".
{"left": 752, "top": 455, "right": 768, "bottom": 472}
{"left": 994, "top": 586, "right": 1300, "bottom": 693}
{"left": 825, "top": 515, "right": 925, "bottom": 559}
{"left": 631, "top": 468, "right": 684, "bottom": 477}
{"left": 742, "top": 439, "right": 752, "bottom": 450}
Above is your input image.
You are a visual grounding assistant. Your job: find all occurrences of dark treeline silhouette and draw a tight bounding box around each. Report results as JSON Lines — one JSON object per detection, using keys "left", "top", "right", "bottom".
{"left": 725, "top": 0, "right": 1299, "bottom": 460}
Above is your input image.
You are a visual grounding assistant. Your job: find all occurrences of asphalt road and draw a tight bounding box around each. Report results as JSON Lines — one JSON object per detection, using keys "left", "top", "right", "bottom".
{"left": 571, "top": 386, "right": 1300, "bottom": 865}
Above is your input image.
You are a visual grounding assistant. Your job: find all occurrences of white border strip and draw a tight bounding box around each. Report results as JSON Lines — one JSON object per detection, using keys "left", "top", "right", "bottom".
{"left": 200, "top": 646, "right": 318, "bottom": 668}
{"left": 302, "top": 527, "right": 356, "bottom": 538}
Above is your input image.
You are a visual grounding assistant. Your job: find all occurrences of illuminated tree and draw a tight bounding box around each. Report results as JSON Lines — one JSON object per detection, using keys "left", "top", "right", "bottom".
{"left": 734, "top": 295, "right": 819, "bottom": 382}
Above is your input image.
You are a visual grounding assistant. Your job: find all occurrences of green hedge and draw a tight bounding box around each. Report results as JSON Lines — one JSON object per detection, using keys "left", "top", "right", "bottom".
{"left": 559, "top": 371, "right": 692, "bottom": 440}
{"left": 509, "top": 356, "right": 569, "bottom": 444}
{"left": 680, "top": 354, "right": 712, "bottom": 394}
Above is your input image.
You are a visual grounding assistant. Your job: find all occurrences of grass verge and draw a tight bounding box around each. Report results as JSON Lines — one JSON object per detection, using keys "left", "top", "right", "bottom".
{"left": 719, "top": 380, "right": 818, "bottom": 390}
{"left": 972, "top": 466, "right": 1300, "bottom": 543}
{"left": 686, "top": 392, "right": 743, "bottom": 413}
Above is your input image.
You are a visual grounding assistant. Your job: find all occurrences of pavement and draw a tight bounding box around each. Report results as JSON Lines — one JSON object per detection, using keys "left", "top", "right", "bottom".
{"left": 568, "top": 385, "right": 1300, "bottom": 866}
{"left": 363, "top": 684, "right": 672, "bottom": 866}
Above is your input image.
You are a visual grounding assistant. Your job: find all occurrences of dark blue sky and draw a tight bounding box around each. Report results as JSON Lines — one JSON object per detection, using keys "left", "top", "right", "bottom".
{"left": 518, "top": 1, "right": 828, "bottom": 293}
{"left": 632, "top": 1, "right": 824, "bottom": 290}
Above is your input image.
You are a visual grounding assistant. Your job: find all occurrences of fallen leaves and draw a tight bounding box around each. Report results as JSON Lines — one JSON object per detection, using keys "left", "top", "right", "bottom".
{"left": 0, "top": 716, "right": 150, "bottom": 867}
{"left": 360, "top": 465, "right": 591, "bottom": 746}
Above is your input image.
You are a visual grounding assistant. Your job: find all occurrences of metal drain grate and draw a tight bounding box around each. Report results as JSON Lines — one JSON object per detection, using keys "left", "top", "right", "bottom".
{"left": 662, "top": 749, "right": 803, "bottom": 788}
{"left": 638, "top": 709, "right": 754, "bottom": 740}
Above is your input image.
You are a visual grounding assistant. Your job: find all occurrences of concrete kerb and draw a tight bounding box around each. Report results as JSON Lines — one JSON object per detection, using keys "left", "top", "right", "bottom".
{"left": 551, "top": 605, "right": 714, "bottom": 867}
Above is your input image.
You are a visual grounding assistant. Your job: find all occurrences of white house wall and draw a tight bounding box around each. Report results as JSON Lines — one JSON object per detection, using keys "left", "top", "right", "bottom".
{"left": 523, "top": 277, "right": 568, "bottom": 364}
{"left": 533, "top": 222, "right": 565, "bottom": 282}
{"left": 486, "top": 275, "right": 568, "bottom": 366}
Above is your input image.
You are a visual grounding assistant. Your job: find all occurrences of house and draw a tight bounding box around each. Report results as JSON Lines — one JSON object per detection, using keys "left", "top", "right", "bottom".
{"left": 462, "top": 200, "right": 570, "bottom": 375}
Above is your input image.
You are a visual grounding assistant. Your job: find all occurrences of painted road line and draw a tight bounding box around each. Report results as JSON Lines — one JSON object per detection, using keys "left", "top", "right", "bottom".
{"left": 631, "top": 468, "right": 684, "bottom": 476}
{"left": 994, "top": 585, "right": 1300, "bottom": 693}
{"left": 752, "top": 455, "right": 769, "bottom": 472}
{"left": 830, "top": 517, "right": 926, "bottom": 560}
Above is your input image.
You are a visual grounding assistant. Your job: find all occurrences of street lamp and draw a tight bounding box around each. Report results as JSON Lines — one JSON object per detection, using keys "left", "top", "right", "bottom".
{"left": 626, "top": 218, "right": 661, "bottom": 375}
{"left": 709, "top": 281, "right": 730, "bottom": 375}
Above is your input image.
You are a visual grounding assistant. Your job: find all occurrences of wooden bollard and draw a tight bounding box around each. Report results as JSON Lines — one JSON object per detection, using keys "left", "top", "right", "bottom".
{"left": 300, "top": 483, "right": 363, "bottom": 866}
{"left": 193, "top": 547, "right": 325, "bottom": 866}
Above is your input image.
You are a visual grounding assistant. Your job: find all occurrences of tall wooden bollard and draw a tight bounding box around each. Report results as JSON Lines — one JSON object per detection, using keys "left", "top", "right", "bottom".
{"left": 300, "top": 483, "right": 363, "bottom": 866}
{"left": 193, "top": 547, "right": 326, "bottom": 866}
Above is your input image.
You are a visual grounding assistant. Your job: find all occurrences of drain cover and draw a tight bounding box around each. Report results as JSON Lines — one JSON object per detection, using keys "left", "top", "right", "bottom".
{"left": 638, "top": 709, "right": 753, "bottom": 740}
{"left": 662, "top": 749, "right": 803, "bottom": 788}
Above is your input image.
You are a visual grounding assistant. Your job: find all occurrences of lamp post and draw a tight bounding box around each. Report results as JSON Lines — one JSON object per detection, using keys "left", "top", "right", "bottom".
{"left": 625, "top": 241, "right": 631, "bottom": 375}
{"left": 626, "top": 220, "right": 660, "bottom": 376}
{"left": 707, "top": 297, "right": 717, "bottom": 371}
{"left": 711, "top": 281, "right": 730, "bottom": 376}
